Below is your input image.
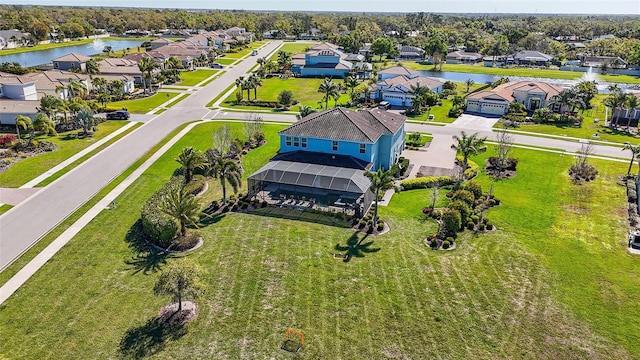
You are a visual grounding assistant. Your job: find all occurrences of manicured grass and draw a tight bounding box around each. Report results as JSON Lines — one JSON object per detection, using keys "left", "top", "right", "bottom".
{"left": 221, "top": 42, "right": 265, "bottom": 59}
{"left": 406, "top": 99, "right": 456, "bottom": 123}
{"left": 1, "top": 123, "right": 639, "bottom": 358}
{"left": 508, "top": 95, "right": 640, "bottom": 144}
{"left": 108, "top": 92, "right": 179, "bottom": 114}
{"left": 215, "top": 58, "right": 237, "bottom": 65}
{"left": 270, "top": 43, "right": 314, "bottom": 59}
{"left": 0, "top": 121, "right": 129, "bottom": 188}
{"left": 400, "top": 62, "right": 640, "bottom": 84}
{"left": 222, "top": 77, "right": 350, "bottom": 111}
{"left": 177, "top": 70, "right": 217, "bottom": 87}
{"left": 0, "top": 204, "right": 12, "bottom": 215}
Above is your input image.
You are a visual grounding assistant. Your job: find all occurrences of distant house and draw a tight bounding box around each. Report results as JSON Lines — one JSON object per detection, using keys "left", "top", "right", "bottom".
{"left": 513, "top": 51, "right": 553, "bottom": 66}
{"left": 466, "top": 81, "right": 564, "bottom": 116}
{"left": 247, "top": 107, "right": 407, "bottom": 216}
{"left": 0, "top": 100, "right": 39, "bottom": 125}
{"left": 377, "top": 66, "right": 418, "bottom": 81}
{"left": 611, "top": 92, "right": 640, "bottom": 123}
{"left": 371, "top": 67, "right": 444, "bottom": 108}
{"left": 446, "top": 51, "right": 483, "bottom": 64}
{"left": 52, "top": 53, "right": 92, "bottom": 71}
{"left": 581, "top": 56, "right": 627, "bottom": 70}
{"left": 398, "top": 45, "right": 425, "bottom": 60}
{"left": 149, "top": 38, "right": 174, "bottom": 50}
{"left": 97, "top": 58, "right": 151, "bottom": 85}
{"left": 358, "top": 43, "right": 373, "bottom": 59}
{"left": 483, "top": 55, "right": 514, "bottom": 67}
{"left": 0, "top": 30, "right": 26, "bottom": 49}
{"left": 27, "top": 70, "right": 90, "bottom": 99}
{"left": 93, "top": 74, "right": 136, "bottom": 94}
{"left": 0, "top": 72, "right": 37, "bottom": 100}
{"left": 291, "top": 43, "right": 371, "bottom": 79}
{"left": 299, "top": 28, "right": 324, "bottom": 40}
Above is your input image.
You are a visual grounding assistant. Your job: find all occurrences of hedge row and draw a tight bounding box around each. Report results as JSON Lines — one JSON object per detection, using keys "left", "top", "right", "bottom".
{"left": 141, "top": 176, "right": 184, "bottom": 245}
{"left": 184, "top": 174, "right": 207, "bottom": 196}
{"left": 401, "top": 175, "right": 454, "bottom": 190}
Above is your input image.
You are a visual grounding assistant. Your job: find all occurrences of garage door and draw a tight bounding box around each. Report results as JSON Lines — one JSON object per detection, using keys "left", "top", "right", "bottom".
{"left": 480, "top": 103, "right": 507, "bottom": 115}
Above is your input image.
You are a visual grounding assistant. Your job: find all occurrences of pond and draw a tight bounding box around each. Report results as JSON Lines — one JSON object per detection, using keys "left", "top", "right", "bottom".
{"left": 0, "top": 39, "right": 145, "bottom": 67}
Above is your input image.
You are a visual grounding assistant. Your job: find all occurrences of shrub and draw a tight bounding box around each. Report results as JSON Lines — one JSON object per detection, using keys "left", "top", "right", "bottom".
{"left": 460, "top": 157, "right": 480, "bottom": 179}
{"left": 449, "top": 200, "right": 471, "bottom": 225}
{"left": 141, "top": 176, "right": 184, "bottom": 245}
{"left": 486, "top": 223, "right": 494, "bottom": 230}
{"left": 0, "top": 134, "right": 17, "bottom": 148}
{"left": 464, "top": 181, "right": 483, "bottom": 200}
{"left": 401, "top": 176, "right": 454, "bottom": 190}
{"left": 467, "top": 222, "right": 475, "bottom": 230}
{"left": 277, "top": 90, "right": 294, "bottom": 106}
{"left": 441, "top": 209, "right": 462, "bottom": 235}
{"left": 183, "top": 175, "right": 207, "bottom": 195}
{"left": 377, "top": 223, "right": 384, "bottom": 231}
{"left": 443, "top": 240, "right": 451, "bottom": 249}
{"left": 451, "top": 190, "right": 475, "bottom": 206}
{"left": 478, "top": 223, "right": 485, "bottom": 231}
{"left": 470, "top": 215, "right": 480, "bottom": 224}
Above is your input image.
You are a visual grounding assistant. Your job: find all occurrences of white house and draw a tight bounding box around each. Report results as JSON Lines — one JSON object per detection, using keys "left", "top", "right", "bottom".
{"left": 466, "top": 81, "right": 564, "bottom": 116}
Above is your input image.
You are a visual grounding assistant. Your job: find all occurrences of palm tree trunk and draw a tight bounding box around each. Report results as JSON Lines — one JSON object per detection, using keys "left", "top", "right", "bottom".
{"left": 221, "top": 178, "right": 227, "bottom": 204}
{"left": 15, "top": 125, "right": 20, "bottom": 141}
{"left": 628, "top": 158, "right": 634, "bottom": 175}
{"left": 177, "top": 293, "right": 182, "bottom": 313}
{"left": 373, "top": 189, "right": 379, "bottom": 225}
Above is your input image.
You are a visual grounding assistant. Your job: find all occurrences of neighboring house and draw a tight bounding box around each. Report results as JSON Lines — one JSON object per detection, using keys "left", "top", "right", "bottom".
{"left": 377, "top": 65, "right": 418, "bottom": 81}
{"left": 591, "top": 34, "right": 616, "bottom": 41}
{"left": 581, "top": 56, "right": 627, "bottom": 69}
{"left": 0, "top": 30, "right": 26, "bottom": 49}
{"left": 483, "top": 55, "right": 514, "bottom": 67}
{"left": 94, "top": 74, "right": 136, "bottom": 94}
{"left": 0, "top": 72, "right": 37, "bottom": 100}
{"left": 247, "top": 107, "right": 407, "bottom": 216}
{"left": 299, "top": 28, "right": 324, "bottom": 40}
{"left": 446, "top": 51, "right": 483, "bottom": 64}
{"left": 398, "top": 45, "right": 425, "bottom": 60}
{"left": 358, "top": 43, "right": 373, "bottom": 58}
{"left": 97, "top": 58, "right": 149, "bottom": 85}
{"left": 371, "top": 72, "right": 444, "bottom": 109}
{"left": 291, "top": 43, "right": 371, "bottom": 79}
{"left": 149, "top": 38, "right": 174, "bottom": 50}
{"left": 466, "top": 80, "right": 564, "bottom": 116}
{"left": 611, "top": 92, "right": 640, "bottom": 122}
{"left": 0, "top": 100, "right": 39, "bottom": 125}
{"left": 513, "top": 50, "right": 553, "bottom": 66}
{"left": 27, "top": 70, "right": 90, "bottom": 99}
{"left": 52, "top": 53, "right": 92, "bottom": 71}
{"left": 263, "top": 30, "right": 288, "bottom": 39}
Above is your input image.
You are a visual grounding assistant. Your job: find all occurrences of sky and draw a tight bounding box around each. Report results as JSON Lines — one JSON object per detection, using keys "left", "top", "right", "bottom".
{"left": 9, "top": 0, "right": 640, "bottom": 15}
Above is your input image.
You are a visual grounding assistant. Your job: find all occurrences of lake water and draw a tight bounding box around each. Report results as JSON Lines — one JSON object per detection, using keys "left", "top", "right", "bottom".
{"left": 0, "top": 39, "right": 145, "bottom": 67}
{"left": 418, "top": 70, "right": 638, "bottom": 93}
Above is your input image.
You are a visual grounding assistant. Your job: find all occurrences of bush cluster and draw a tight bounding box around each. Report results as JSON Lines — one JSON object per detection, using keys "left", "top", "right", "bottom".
{"left": 141, "top": 176, "right": 184, "bottom": 246}
{"left": 401, "top": 175, "right": 454, "bottom": 190}
{"left": 183, "top": 175, "right": 207, "bottom": 195}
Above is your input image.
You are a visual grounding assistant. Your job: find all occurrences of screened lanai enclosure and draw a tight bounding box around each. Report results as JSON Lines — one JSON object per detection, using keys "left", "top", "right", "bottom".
{"left": 248, "top": 159, "right": 375, "bottom": 217}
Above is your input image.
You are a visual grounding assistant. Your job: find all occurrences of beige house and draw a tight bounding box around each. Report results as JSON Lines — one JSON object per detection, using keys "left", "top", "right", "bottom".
{"left": 466, "top": 81, "right": 564, "bottom": 116}
{"left": 52, "top": 53, "right": 92, "bottom": 71}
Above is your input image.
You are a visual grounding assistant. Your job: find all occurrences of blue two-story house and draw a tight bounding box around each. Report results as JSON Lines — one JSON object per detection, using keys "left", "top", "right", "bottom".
{"left": 248, "top": 107, "right": 406, "bottom": 216}
{"left": 291, "top": 43, "right": 372, "bottom": 79}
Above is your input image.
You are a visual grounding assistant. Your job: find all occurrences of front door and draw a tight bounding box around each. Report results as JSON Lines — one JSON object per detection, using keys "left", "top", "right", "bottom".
{"left": 529, "top": 98, "right": 541, "bottom": 111}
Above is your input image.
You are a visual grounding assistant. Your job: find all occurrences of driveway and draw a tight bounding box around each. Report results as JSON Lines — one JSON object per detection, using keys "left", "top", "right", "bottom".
{"left": 448, "top": 113, "right": 500, "bottom": 131}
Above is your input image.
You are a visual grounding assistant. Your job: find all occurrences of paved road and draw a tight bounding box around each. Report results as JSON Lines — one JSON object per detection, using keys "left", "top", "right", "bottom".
{"left": 0, "top": 41, "right": 283, "bottom": 271}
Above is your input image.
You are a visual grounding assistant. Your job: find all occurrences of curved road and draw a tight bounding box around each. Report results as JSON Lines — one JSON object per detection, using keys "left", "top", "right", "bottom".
{"left": 0, "top": 40, "right": 283, "bottom": 271}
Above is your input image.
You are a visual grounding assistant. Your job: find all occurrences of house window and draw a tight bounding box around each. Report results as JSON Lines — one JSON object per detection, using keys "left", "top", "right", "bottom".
{"left": 359, "top": 144, "right": 366, "bottom": 154}
{"left": 332, "top": 141, "right": 338, "bottom": 151}
{"left": 286, "top": 136, "right": 292, "bottom": 146}
{"left": 53, "top": 62, "right": 59, "bottom": 69}
{"left": 294, "top": 137, "right": 299, "bottom": 147}
{"left": 301, "top": 138, "right": 307, "bottom": 148}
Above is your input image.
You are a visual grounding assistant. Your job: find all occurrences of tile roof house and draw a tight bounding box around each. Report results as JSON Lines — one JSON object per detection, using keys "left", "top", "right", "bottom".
{"left": 514, "top": 50, "right": 554, "bottom": 66}
{"left": 398, "top": 45, "right": 425, "bottom": 60}
{"left": 446, "top": 51, "right": 483, "bottom": 64}
{"left": 26, "top": 70, "right": 90, "bottom": 99}
{"left": 0, "top": 30, "right": 26, "bottom": 49}
{"left": 466, "top": 80, "right": 565, "bottom": 116}
{"left": 150, "top": 38, "right": 174, "bottom": 50}
{"left": 52, "top": 53, "right": 92, "bottom": 71}
{"left": 247, "top": 107, "right": 407, "bottom": 216}
{"left": 96, "top": 58, "right": 153, "bottom": 85}
{"left": 0, "top": 72, "right": 37, "bottom": 100}
{"left": 371, "top": 66, "right": 444, "bottom": 108}
{"left": 291, "top": 43, "right": 372, "bottom": 79}
{"left": 0, "top": 100, "right": 40, "bottom": 125}
{"left": 581, "top": 56, "right": 627, "bottom": 69}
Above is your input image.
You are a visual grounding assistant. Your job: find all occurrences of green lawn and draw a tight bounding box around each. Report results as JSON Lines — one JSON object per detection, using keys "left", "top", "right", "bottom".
{"left": 507, "top": 95, "right": 640, "bottom": 144}
{"left": 406, "top": 99, "right": 456, "bottom": 123}
{"left": 108, "top": 92, "right": 179, "bottom": 114}
{"left": 215, "top": 58, "right": 237, "bottom": 65}
{"left": 0, "top": 120, "right": 130, "bottom": 188}
{"left": 1, "top": 122, "right": 639, "bottom": 358}
{"left": 400, "top": 62, "right": 640, "bottom": 84}
{"left": 222, "top": 77, "right": 350, "bottom": 111}
{"left": 221, "top": 42, "right": 265, "bottom": 59}
{"left": 270, "top": 43, "right": 314, "bottom": 59}
{"left": 177, "top": 70, "right": 217, "bottom": 87}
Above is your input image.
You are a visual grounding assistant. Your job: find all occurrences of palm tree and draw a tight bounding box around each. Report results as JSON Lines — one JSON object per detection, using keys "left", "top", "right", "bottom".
{"left": 234, "top": 76, "right": 245, "bottom": 101}
{"left": 208, "top": 154, "right": 243, "bottom": 205}
{"left": 85, "top": 58, "right": 100, "bottom": 75}
{"left": 277, "top": 51, "right": 292, "bottom": 72}
{"left": 451, "top": 95, "right": 466, "bottom": 110}
{"left": 344, "top": 76, "right": 359, "bottom": 96}
{"left": 66, "top": 79, "right": 87, "bottom": 99}
{"left": 248, "top": 74, "right": 262, "bottom": 100}
{"left": 160, "top": 182, "right": 201, "bottom": 237}
{"left": 451, "top": 131, "right": 487, "bottom": 172}
{"left": 318, "top": 78, "right": 340, "bottom": 109}
{"left": 364, "top": 168, "right": 395, "bottom": 226}
{"left": 465, "top": 79, "right": 475, "bottom": 93}
{"left": 361, "top": 86, "right": 372, "bottom": 104}
{"left": 625, "top": 94, "right": 640, "bottom": 132}
{"left": 176, "top": 146, "right": 206, "bottom": 183}
{"left": 91, "top": 77, "right": 107, "bottom": 94}
{"left": 604, "top": 87, "right": 627, "bottom": 129}
{"left": 30, "top": 113, "right": 57, "bottom": 144}
{"left": 408, "top": 82, "right": 429, "bottom": 113}
{"left": 75, "top": 108, "right": 95, "bottom": 134}
{"left": 623, "top": 142, "right": 640, "bottom": 176}
{"left": 297, "top": 105, "right": 317, "bottom": 120}
{"left": 14, "top": 115, "right": 31, "bottom": 142}
{"left": 39, "top": 95, "right": 62, "bottom": 119}
{"left": 138, "top": 57, "right": 157, "bottom": 95}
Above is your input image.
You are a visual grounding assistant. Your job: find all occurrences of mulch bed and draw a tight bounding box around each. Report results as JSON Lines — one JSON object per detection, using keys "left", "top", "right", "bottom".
{"left": 158, "top": 301, "right": 199, "bottom": 326}
{"left": 485, "top": 159, "right": 517, "bottom": 179}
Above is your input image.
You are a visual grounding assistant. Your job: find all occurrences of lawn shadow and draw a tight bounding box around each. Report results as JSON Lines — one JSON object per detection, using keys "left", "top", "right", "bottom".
{"left": 197, "top": 204, "right": 226, "bottom": 227}
{"left": 124, "top": 220, "right": 176, "bottom": 275}
{"left": 118, "top": 317, "right": 187, "bottom": 360}
{"left": 247, "top": 206, "right": 352, "bottom": 228}
{"left": 334, "top": 232, "right": 381, "bottom": 262}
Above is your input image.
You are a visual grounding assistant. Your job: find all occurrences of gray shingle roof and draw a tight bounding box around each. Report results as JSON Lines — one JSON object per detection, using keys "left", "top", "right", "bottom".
{"left": 279, "top": 107, "right": 405, "bottom": 143}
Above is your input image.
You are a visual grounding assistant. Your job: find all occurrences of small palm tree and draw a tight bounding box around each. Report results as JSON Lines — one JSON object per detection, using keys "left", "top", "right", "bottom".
{"left": 451, "top": 131, "right": 487, "bottom": 172}
{"left": 160, "top": 181, "right": 201, "bottom": 238}
{"left": 176, "top": 146, "right": 207, "bottom": 183}
{"left": 29, "top": 113, "right": 57, "bottom": 144}
{"left": 364, "top": 168, "right": 395, "bottom": 226}
{"left": 208, "top": 154, "right": 243, "bottom": 205}
{"left": 451, "top": 95, "right": 466, "bottom": 110}
{"left": 344, "top": 76, "right": 359, "bottom": 96}
{"left": 297, "top": 105, "right": 317, "bottom": 120}
{"left": 85, "top": 58, "right": 100, "bottom": 75}
{"left": 625, "top": 94, "right": 640, "bottom": 131}
{"left": 249, "top": 74, "right": 262, "bottom": 100}
{"left": 75, "top": 108, "right": 95, "bottom": 135}
{"left": 318, "top": 78, "right": 340, "bottom": 109}
{"left": 14, "top": 115, "right": 31, "bottom": 143}
{"left": 623, "top": 142, "right": 640, "bottom": 176}
{"left": 465, "top": 79, "right": 475, "bottom": 93}
{"left": 138, "top": 57, "right": 157, "bottom": 95}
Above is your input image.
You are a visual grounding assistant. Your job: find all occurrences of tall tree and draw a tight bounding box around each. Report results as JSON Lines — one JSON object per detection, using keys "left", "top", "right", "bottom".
{"left": 207, "top": 154, "right": 243, "bottom": 205}
{"left": 623, "top": 142, "right": 640, "bottom": 176}
{"left": 85, "top": 58, "right": 100, "bottom": 76}
{"left": 297, "top": 105, "right": 317, "bottom": 120}
{"left": 370, "top": 37, "right": 394, "bottom": 61}
{"left": 138, "top": 57, "right": 157, "bottom": 95}
{"left": 39, "top": 95, "right": 62, "bottom": 119}
{"left": 154, "top": 259, "right": 206, "bottom": 315}
{"left": 465, "top": 79, "right": 475, "bottom": 93}
{"left": 424, "top": 36, "right": 447, "bottom": 71}
{"left": 364, "top": 168, "right": 395, "bottom": 226}
{"left": 451, "top": 131, "right": 487, "bottom": 172}
{"left": 14, "top": 115, "right": 31, "bottom": 143}
{"left": 176, "top": 146, "right": 207, "bottom": 183}
{"left": 318, "top": 78, "right": 340, "bottom": 109}
{"left": 160, "top": 181, "right": 201, "bottom": 238}
{"left": 604, "top": 87, "right": 627, "bottom": 129}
